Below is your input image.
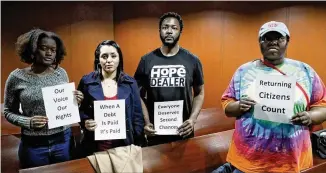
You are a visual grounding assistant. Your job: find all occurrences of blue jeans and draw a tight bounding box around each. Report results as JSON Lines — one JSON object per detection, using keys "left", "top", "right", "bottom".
{"left": 19, "top": 129, "right": 71, "bottom": 168}
{"left": 212, "top": 163, "right": 244, "bottom": 173}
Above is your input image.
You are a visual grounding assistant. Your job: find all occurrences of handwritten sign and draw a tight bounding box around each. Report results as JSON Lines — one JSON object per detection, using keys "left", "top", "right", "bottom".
{"left": 154, "top": 100, "right": 183, "bottom": 135}
{"left": 253, "top": 74, "right": 296, "bottom": 124}
{"left": 42, "top": 82, "right": 80, "bottom": 129}
{"left": 94, "top": 100, "right": 126, "bottom": 140}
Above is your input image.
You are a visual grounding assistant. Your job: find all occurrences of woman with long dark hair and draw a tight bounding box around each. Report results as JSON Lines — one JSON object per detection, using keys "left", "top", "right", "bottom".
{"left": 77, "top": 40, "right": 144, "bottom": 156}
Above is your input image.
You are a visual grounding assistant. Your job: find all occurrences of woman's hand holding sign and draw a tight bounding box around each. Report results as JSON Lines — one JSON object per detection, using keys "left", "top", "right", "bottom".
{"left": 225, "top": 96, "right": 256, "bottom": 118}
{"left": 30, "top": 115, "right": 48, "bottom": 129}
{"left": 239, "top": 97, "right": 256, "bottom": 112}
{"left": 85, "top": 119, "right": 97, "bottom": 131}
{"left": 73, "top": 90, "right": 84, "bottom": 105}
{"left": 291, "top": 111, "right": 312, "bottom": 126}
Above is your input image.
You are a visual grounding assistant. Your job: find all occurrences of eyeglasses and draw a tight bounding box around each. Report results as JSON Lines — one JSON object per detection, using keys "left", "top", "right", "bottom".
{"left": 260, "top": 36, "right": 286, "bottom": 43}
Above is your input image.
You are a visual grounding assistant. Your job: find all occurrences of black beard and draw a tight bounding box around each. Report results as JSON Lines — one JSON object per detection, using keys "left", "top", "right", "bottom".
{"left": 160, "top": 34, "right": 180, "bottom": 48}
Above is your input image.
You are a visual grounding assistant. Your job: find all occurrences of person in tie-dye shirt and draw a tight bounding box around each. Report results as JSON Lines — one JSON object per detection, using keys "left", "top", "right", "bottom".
{"left": 212, "top": 21, "right": 326, "bottom": 173}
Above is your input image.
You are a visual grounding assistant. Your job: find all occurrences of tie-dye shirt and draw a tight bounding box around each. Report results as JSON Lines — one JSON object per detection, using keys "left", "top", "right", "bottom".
{"left": 221, "top": 58, "right": 326, "bottom": 173}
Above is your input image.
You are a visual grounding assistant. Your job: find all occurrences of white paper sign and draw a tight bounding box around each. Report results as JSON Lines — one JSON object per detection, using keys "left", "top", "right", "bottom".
{"left": 42, "top": 82, "right": 80, "bottom": 129}
{"left": 154, "top": 100, "right": 183, "bottom": 135}
{"left": 253, "top": 74, "right": 296, "bottom": 124}
{"left": 94, "top": 99, "right": 126, "bottom": 140}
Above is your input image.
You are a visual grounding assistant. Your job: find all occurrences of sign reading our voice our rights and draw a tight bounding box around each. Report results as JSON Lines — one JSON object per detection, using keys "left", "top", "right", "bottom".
{"left": 42, "top": 82, "right": 80, "bottom": 129}
{"left": 253, "top": 74, "right": 296, "bottom": 124}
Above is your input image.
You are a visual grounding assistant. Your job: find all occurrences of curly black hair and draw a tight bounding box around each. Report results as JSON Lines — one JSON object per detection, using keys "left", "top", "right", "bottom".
{"left": 15, "top": 28, "right": 66, "bottom": 68}
{"left": 159, "top": 12, "right": 184, "bottom": 32}
{"left": 94, "top": 40, "right": 124, "bottom": 81}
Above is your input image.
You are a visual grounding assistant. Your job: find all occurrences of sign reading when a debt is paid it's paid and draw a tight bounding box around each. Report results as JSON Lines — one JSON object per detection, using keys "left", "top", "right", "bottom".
{"left": 94, "top": 100, "right": 126, "bottom": 140}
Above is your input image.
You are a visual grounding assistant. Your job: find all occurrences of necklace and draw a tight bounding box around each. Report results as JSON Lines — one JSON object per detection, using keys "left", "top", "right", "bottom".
{"left": 102, "top": 80, "right": 116, "bottom": 88}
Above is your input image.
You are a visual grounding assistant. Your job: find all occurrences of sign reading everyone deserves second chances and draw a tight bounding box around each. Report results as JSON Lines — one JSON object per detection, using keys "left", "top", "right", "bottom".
{"left": 253, "top": 74, "right": 296, "bottom": 124}
{"left": 42, "top": 82, "right": 80, "bottom": 129}
{"left": 154, "top": 100, "right": 183, "bottom": 135}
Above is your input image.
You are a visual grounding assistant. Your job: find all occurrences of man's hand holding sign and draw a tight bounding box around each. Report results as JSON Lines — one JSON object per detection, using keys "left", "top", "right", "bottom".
{"left": 178, "top": 119, "right": 195, "bottom": 137}
{"left": 144, "top": 123, "right": 156, "bottom": 136}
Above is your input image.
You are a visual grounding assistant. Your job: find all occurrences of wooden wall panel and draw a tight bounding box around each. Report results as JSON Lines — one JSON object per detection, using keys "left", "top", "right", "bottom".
{"left": 70, "top": 2, "right": 114, "bottom": 85}
{"left": 287, "top": 5, "right": 326, "bottom": 82}
{"left": 1, "top": 2, "right": 114, "bottom": 103}
{"left": 179, "top": 11, "right": 223, "bottom": 108}
{"left": 2, "top": 2, "right": 326, "bottom": 109}
{"left": 113, "top": 18, "right": 161, "bottom": 76}
{"left": 113, "top": 2, "right": 326, "bottom": 108}
{"left": 220, "top": 12, "right": 258, "bottom": 99}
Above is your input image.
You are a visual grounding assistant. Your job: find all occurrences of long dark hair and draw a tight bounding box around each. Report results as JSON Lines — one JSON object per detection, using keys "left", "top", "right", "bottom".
{"left": 94, "top": 40, "right": 124, "bottom": 81}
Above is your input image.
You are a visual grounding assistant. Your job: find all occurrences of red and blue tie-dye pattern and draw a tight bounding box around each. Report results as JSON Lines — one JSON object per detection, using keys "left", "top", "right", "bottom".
{"left": 221, "top": 58, "right": 326, "bottom": 173}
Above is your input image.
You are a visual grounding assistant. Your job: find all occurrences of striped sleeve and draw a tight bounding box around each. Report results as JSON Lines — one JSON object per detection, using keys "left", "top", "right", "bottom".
{"left": 221, "top": 69, "right": 240, "bottom": 110}
{"left": 59, "top": 67, "right": 69, "bottom": 82}
{"left": 310, "top": 70, "right": 326, "bottom": 107}
{"left": 3, "top": 71, "right": 31, "bottom": 129}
